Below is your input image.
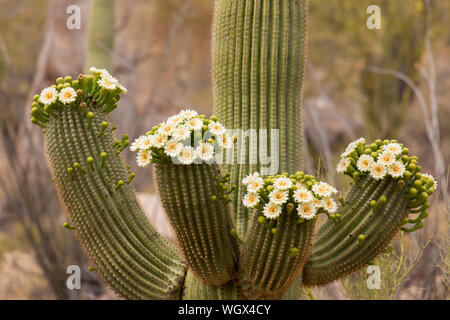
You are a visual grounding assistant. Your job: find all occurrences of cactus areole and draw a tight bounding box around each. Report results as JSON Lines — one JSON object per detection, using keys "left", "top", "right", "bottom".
{"left": 31, "top": 0, "right": 436, "bottom": 300}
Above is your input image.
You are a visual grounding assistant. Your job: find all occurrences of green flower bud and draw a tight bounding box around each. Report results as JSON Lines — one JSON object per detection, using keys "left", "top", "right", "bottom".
{"left": 289, "top": 248, "right": 299, "bottom": 257}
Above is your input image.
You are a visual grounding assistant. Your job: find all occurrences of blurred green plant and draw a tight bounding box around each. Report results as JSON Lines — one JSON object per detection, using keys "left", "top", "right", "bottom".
{"left": 308, "top": 0, "right": 429, "bottom": 139}
{"left": 361, "top": 0, "right": 426, "bottom": 139}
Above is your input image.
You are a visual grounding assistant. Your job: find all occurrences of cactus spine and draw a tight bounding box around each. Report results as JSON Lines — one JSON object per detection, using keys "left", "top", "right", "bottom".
{"left": 30, "top": 0, "right": 436, "bottom": 300}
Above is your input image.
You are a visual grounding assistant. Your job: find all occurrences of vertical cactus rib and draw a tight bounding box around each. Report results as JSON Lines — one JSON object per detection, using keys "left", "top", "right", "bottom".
{"left": 277, "top": 0, "right": 288, "bottom": 172}
{"left": 294, "top": 0, "right": 308, "bottom": 168}
{"left": 155, "top": 162, "right": 239, "bottom": 287}
{"left": 249, "top": 0, "right": 261, "bottom": 177}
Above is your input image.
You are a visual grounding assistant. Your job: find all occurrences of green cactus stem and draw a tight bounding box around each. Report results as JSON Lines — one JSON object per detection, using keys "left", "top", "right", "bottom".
{"left": 213, "top": 0, "right": 308, "bottom": 238}
{"left": 188, "top": 0, "right": 310, "bottom": 300}
{"left": 33, "top": 70, "right": 186, "bottom": 299}
{"left": 303, "top": 138, "right": 437, "bottom": 286}
{"left": 182, "top": 269, "right": 241, "bottom": 300}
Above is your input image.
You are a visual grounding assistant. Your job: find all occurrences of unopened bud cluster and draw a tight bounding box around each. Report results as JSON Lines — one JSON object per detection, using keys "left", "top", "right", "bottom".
{"left": 30, "top": 67, "right": 126, "bottom": 128}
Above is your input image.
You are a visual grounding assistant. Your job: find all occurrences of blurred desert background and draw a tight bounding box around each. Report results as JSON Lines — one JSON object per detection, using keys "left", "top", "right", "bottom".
{"left": 0, "top": 0, "right": 448, "bottom": 299}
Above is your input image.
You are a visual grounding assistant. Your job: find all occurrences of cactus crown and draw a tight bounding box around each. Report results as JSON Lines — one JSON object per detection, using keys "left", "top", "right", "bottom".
{"left": 336, "top": 138, "right": 436, "bottom": 232}
{"left": 241, "top": 171, "right": 338, "bottom": 222}
{"left": 31, "top": 68, "right": 126, "bottom": 129}
{"left": 130, "top": 111, "right": 234, "bottom": 166}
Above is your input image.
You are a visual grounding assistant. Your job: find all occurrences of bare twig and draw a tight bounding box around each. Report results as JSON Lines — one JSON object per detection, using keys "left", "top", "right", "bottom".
{"left": 0, "top": 33, "right": 13, "bottom": 73}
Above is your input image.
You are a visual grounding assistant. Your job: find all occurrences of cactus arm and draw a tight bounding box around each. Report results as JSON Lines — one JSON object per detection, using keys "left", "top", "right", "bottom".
{"left": 155, "top": 162, "right": 239, "bottom": 286}
{"left": 302, "top": 177, "right": 407, "bottom": 285}
{"left": 303, "top": 139, "right": 436, "bottom": 286}
{"left": 237, "top": 171, "right": 334, "bottom": 299}
{"left": 33, "top": 74, "right": 186, "bottom": 299}
{"left": 239, "top": 209, "right": 315, "bottom": 299}
{"left": 84, "top": 0, "right": 115, "bottom": 71}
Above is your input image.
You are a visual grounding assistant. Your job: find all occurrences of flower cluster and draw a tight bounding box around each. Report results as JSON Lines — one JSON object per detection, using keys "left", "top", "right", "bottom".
{"left": 130, "top": 110, "right": 233, "bottom": 167}
{"left": 31, "top": 68, "right": 127, "bottom": 128}
{"left": 337, "top": 138, "right": 405, "bottom": 180}
{"left": 89, "top": 67, "right": 127, "bottom": 93}
{"left": 336, "top": 138, "right": 436, "bottom": 187}
{"left": 37, "top": 68, "right": 126, "bottom": 108}
{"left": 39, "top": 86, "right": 76, "bottom": 105}
{"left": 336, "top": 138, "right": 437, "bottom": 221}
{"left": 241, "top": 171, "right": 338, "bottom": 221}
{"left": 336, "top": 138, "right": 439, "bottom": 233}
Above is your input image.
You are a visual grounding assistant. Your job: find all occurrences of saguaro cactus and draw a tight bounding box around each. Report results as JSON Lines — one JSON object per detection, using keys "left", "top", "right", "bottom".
{"left": 84, "top": 0, "right": 115, "bottom": 71}
{"left": 30, "top": 0, "right": 436, "bottom": 300}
